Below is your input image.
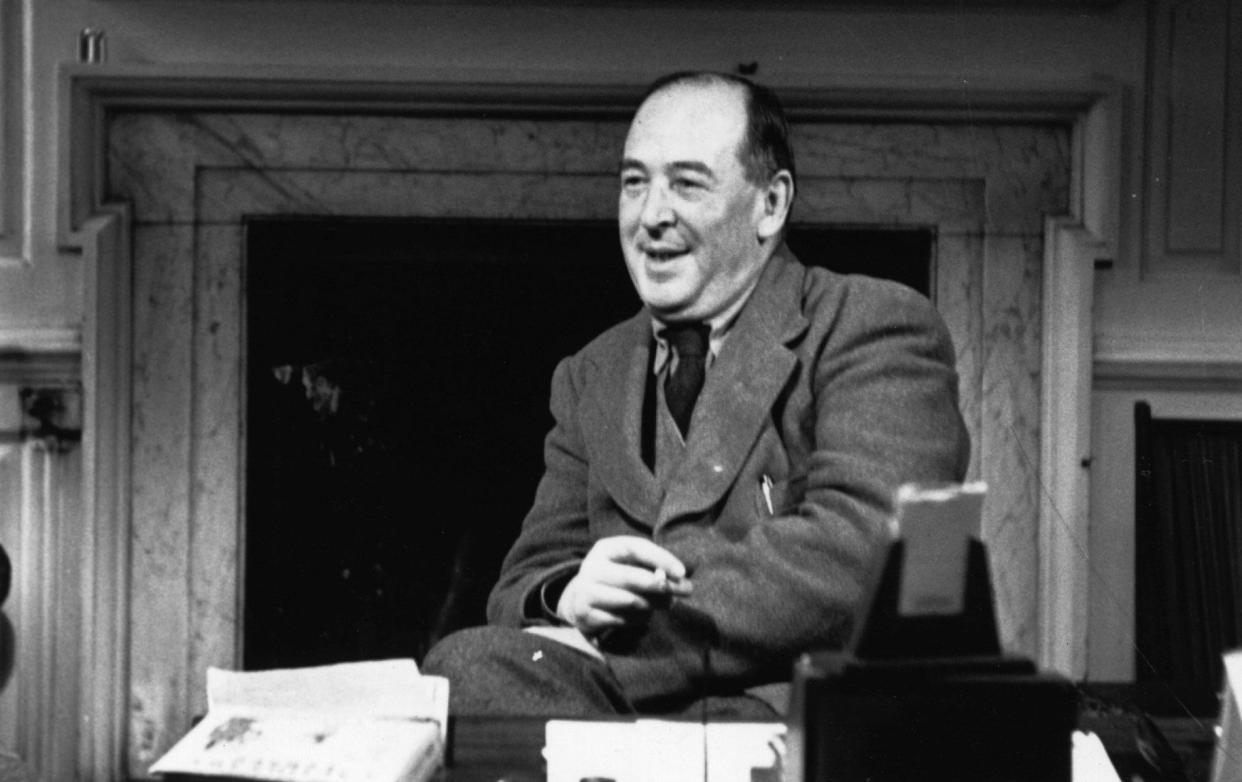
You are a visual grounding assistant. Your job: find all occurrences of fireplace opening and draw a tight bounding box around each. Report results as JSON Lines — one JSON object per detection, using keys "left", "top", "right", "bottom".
{"left": 241, "top": 216, "right": 933, "bottom": 670}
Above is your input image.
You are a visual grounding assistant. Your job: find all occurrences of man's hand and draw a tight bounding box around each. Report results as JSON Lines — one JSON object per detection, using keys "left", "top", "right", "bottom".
{"left": 556, "top": 536, "right": 693, "bottom": 637}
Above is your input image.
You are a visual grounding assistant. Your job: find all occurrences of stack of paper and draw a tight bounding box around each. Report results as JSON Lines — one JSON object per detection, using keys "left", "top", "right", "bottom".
{"left": 151, "top": 659, "right": 448, "bottom": 782}
{"left": 544, "top": 720, "right": 784, "bottom": 782}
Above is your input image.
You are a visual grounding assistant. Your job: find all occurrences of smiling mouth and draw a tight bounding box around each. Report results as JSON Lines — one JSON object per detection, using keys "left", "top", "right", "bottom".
{"left": 643, "top": 248, "right": 689, "bottom": 262}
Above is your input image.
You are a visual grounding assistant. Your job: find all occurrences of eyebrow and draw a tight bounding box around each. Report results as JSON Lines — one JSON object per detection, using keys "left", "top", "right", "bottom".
{"left": 669, "top": 161, "right": 714, "bottom": 178}
{"left": 618, "top": 158, "right": 715, "bottom": 178}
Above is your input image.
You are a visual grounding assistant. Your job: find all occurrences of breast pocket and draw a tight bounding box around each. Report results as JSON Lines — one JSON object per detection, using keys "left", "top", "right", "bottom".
{"left": 756, "top": 474, "right": 808, "bottom": 517}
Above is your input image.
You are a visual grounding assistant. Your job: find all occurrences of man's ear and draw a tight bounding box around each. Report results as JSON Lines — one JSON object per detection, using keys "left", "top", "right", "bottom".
{"left": 756, "top": 170, "right": 794, "bottom": 241}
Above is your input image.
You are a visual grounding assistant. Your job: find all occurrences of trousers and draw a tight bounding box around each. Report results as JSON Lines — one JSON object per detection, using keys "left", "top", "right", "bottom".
{"left": 421, "top": 626, "right": 780, "bottom": 720}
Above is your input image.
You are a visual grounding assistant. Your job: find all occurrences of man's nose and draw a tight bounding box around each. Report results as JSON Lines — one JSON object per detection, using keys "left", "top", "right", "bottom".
{"left": 639, "top": 184, "right": 675, "bottom": 232}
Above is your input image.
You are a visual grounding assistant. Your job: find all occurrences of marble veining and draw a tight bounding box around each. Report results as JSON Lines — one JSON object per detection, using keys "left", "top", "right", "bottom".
{"left": 195, "top": 170, "right": 620, "bottom": 223}
{"left": 110, "top": 110, "right": 1069, "bottom": 770}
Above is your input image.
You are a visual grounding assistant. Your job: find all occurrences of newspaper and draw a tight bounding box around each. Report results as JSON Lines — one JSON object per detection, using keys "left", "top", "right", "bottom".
{"left": 151, "top": 659, "right": 448, "bottom": 782}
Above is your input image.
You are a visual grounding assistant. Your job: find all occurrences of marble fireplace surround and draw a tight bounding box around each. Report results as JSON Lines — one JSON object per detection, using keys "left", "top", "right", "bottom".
{"left": 58, "top": 66, "right": 1113, "bottom": 779}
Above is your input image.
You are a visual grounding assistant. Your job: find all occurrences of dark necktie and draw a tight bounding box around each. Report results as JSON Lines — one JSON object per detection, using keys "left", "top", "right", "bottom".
{"left": 663, "top": 322, "right": 710, "bottom": 437}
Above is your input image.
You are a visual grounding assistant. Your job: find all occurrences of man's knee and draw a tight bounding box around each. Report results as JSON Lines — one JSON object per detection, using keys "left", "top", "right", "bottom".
{"left": 422, "top": 625, "right": 515, "bottom": 679}
{"left": 421, "top": 625, "right": 631, "bottom": 717}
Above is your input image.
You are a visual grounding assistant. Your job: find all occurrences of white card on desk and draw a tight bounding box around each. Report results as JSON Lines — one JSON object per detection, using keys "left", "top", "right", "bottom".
{"left": 1073, "top": 731, "right": 1122, "bottom": 782}
{"left": 894, "top": 482, "right": 986, "bottom": 616}
{"left": 544, "top": 720, "right": 784, "bottom": 782}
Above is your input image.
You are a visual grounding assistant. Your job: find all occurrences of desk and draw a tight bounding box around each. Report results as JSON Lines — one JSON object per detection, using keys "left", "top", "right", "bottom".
{"left": 440, "top": 698, "right": 1219, "bottom": 782}
{"left": 442, "top": 716, "right": 547, "bottom": 782}
{"left": 442, "top": 717, "right": 781, "bottom": 782}
{"left": 1077, "top": 682, "right": 1218, "bottom": 782}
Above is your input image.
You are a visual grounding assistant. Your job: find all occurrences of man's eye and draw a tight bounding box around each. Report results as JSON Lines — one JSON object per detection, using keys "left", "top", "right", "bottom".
{"left": 620, "top": 175, "right": 646, "bottom": 191}
{"left": 673, "top": 178, "right": 704, "bottom": 192}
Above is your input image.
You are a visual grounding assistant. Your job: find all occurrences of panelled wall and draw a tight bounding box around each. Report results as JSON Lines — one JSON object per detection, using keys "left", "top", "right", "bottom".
{"left": 1141, "top": 0, "right": 1242, "bottom": 278}
{"left": 1088, "top": 0, "right": 1242, "bottom": 681}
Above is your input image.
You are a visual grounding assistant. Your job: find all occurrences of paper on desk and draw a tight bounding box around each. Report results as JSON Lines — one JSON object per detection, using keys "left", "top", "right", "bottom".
{"left": 204, "top": 658, "right": 448, "bottom": 740}
{"left": 1073, "top": 731, "right": 1122, "bottom": 782}
{"left": 150, "top": 659, "right": 449, "bottom": 782}
{"left": 1211, "top": 650, "right": 1242, "bottom": 782}
{"left": 894, "top": 482, "right": 986, "bottom": 616}
{"left": 544, "top": 720, "right": 784, "bottom": 782}
{"left": 150, "top": 711, "right": 442, "bottom": 782}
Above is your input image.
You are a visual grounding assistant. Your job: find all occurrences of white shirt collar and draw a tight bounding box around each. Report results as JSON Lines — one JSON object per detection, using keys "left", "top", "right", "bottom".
{"left": 649, "top": 277, "right": 759, "bottom": 375}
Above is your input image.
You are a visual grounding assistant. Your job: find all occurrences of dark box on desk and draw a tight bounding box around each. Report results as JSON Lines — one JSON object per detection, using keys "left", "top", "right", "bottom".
{"left": 786, "top": 652, "right": 1077, "bottom": 782}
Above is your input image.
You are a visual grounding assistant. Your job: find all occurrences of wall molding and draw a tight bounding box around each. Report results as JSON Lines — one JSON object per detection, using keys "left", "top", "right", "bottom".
{"left": 0, "top": 326, "right": 82, "bottom": 387}
{"left": 78, "top": 207, "right": 131, "bottom": 782}
{"left": 0, "top": 0, "right": 32, "bottom": 266}
{"left": 1095, "top": 333, "right": 1242, "bottom": 390}
{"left": 0, "top": 326, "right": 81, "bottom": 351}
{"left": 0, "top": 346, "right": 81, "bottom": 386}
{"left": 3, "top": 440, "right": 81, "bottom": 780}
{"left": 57, "top": 62, "right": 1109, "bottom": 245}
{"left": 1038, "top": 218, "right": 1104, "bottom": 679}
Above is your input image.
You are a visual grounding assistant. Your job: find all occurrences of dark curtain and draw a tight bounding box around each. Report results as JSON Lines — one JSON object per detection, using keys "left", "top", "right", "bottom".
{"left": 1135, "top": 401, "right": 1242, "bottom": 685}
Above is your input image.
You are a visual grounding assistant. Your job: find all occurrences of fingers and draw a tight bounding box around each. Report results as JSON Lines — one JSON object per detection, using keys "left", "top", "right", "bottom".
{"left": 591, "top": 536, "right": 688, "bottom": 580}
{"left": 557, "top": 581, "right": 650, "bottom": 635}
{"left": 579, "top": 558, "right": 669, "bottom": 597}
{"left": 574, "top": 607, "right": 626, "bottom": 635}
{"left": 575, "top": 581, "right": 654, "bottom": 614}
{"left": 651, "top": 567, "right": 694, "bottom": 598}
{"left": 556, "top": 536, "right": 693, "bottom": 636}
{"left": 581, "top": 537, "right": 693, "bottom": 597}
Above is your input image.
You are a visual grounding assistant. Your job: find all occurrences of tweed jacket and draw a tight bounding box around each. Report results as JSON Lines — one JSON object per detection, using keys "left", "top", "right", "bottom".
{"left": 487, "top": 247, "right": 970, "bottom": 708}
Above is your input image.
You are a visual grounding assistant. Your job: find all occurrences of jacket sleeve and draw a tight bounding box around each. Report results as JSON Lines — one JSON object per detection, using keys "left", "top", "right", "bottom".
{"left": 652, "top": 282, "right": 971, "bottom": 694}
{"left": 485, "top": 356, "right": 593, "bottom": 627}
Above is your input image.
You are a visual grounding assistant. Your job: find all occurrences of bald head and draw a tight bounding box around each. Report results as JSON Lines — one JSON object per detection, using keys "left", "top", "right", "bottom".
{"left": 639, "top": 71, "right": 797, "bottom": 191}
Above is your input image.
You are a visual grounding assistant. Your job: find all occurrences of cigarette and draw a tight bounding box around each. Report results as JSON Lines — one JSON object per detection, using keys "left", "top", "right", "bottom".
{"left": 655, "top": 568, "right": 690, "bottom": 593}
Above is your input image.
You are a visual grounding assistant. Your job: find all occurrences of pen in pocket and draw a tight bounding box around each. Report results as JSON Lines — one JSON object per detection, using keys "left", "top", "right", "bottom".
{"left": 761, "top": 474, "right": 775, "bottom": 515}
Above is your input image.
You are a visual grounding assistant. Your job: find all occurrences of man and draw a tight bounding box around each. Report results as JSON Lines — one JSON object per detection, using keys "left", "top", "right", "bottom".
{"left": 422, "top": 72, "right": 969, "bottom": 718}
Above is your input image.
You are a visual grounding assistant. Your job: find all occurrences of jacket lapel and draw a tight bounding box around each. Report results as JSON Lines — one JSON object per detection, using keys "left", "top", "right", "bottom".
{"left": 579, "top": 311, "right": 663, "bottom": 527}
{"left": 658, "top": 249, "right": 811, "bottom": 527}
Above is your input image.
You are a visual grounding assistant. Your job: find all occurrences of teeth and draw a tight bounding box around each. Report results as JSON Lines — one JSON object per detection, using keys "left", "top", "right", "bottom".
{"left": 647, "top": 249, "right": 685, "bottom": 260}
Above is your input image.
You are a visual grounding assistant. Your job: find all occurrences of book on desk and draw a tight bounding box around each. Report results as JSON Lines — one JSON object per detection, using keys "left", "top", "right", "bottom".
{"left": 150, "top": 658, "right": 448, "bottom": 782}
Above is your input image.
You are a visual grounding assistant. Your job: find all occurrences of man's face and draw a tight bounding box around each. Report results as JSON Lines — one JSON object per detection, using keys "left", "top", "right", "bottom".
{"left": 618, "top": 83, "right": 772, "bottom": 323}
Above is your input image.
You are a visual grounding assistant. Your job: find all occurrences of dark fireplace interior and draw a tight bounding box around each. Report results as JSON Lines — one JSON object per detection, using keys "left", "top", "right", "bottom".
{"left": 241, "top": 216, "right": 933, "bottom": 670}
